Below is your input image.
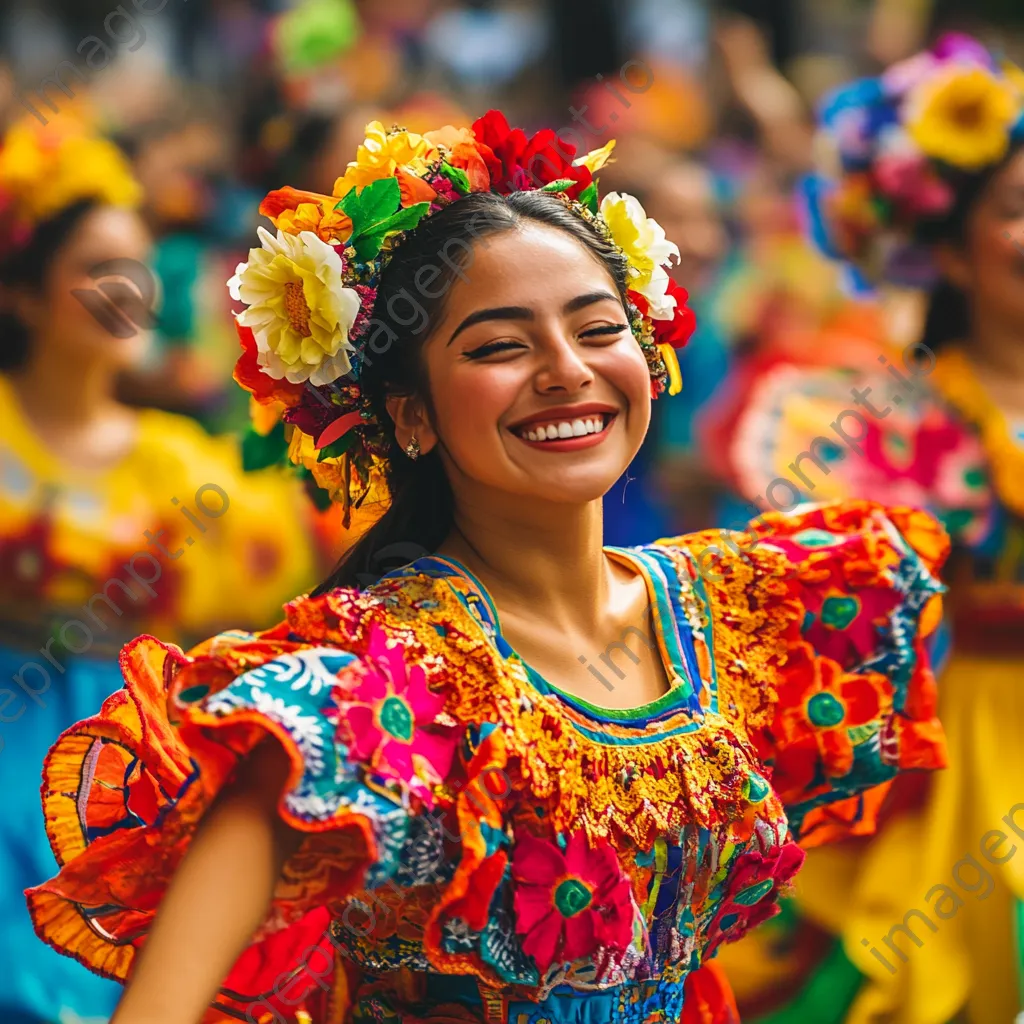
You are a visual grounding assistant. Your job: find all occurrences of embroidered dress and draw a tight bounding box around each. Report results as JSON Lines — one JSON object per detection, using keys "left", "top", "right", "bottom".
{"left": 703, "top": 350, "right": 1024, "bottom": 1023}
{"left": 27, "top": 500, "right": 945, "bottom": 1023}
{"left": 0, "top": 373, "right": 317, "bottom": 1023}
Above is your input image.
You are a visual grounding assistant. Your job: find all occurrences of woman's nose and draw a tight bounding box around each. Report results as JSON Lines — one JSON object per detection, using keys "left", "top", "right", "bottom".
{"left": 534, "top": 335, "right": 595, "bottom": 393}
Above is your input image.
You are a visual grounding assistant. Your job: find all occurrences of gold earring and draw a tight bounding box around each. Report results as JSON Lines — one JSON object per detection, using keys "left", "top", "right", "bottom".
{"left": 404, "top": 435, "right": 421, "bottom": 460}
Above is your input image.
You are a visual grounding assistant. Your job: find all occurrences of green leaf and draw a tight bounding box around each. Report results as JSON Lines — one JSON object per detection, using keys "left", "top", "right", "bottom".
{"left": 338, "top": 176, "right": 402, "bottom": 237}
{"left": 540, "top": 178, "right": 576, "bottom": 193}
{"left": 578, "top": 181, "right": 599, "bottom": 215}
{"left": 317, "top": 432, "right": 356, "bottom": 461}
{"left": 350, "top": 201, "right": 431, "bottom": 262}
{"left": 241, "top": 422, "right": 288, "bottom": 472}
{"left": 439, "top": 162, "right": 471, "bottom": 195}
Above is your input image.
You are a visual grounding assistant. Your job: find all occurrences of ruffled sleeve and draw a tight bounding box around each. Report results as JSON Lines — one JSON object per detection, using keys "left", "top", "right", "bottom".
{"left": 659, "top": 499, "right": 949, "bottom": 847}
{"left": 25, "top": 589, "right": 461, "bottom": 1022}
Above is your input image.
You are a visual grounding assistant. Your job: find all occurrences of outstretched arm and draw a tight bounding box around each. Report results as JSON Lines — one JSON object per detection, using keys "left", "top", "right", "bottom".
{"left": 112, "top": 740, "right": 304, "bottom": 1024}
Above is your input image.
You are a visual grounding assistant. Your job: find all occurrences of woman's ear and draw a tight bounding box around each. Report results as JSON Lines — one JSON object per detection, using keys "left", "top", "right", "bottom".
{"left": 385, "top": 394, "right": 438, "bottom": 455}
{"left": 934, "top": 242, "right": 973, "bottom": 292}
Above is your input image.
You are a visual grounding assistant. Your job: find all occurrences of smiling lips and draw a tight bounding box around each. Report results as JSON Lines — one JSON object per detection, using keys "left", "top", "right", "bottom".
{"left": 509, "top": 411, "right": 617, "bottom": 451}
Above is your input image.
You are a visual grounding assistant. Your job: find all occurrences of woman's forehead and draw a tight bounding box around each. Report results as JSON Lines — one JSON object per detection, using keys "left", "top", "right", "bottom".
{"left": 446, "top": 224, "right": 617, "bottom": 307}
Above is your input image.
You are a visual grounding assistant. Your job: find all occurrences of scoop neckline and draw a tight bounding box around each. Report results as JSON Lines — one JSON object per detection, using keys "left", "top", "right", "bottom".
{"left": 415, "top": 546, "right": 697, "bottom": 719}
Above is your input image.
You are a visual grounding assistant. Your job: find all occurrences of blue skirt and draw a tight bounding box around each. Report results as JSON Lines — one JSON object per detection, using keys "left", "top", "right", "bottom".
{"left": 0, "top": 647, "right": 123, "bottom": 1023}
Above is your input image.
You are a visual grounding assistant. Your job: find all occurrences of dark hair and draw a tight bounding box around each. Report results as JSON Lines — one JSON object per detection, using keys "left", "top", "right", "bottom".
{"left": 919, "top": 141, "right": 1023, "bottom": 351}
{"left": 0, "top": 199, "right": 97, "bottom": 372}
{"left": 313, "top": 190, "right": 631, "bottom": 594}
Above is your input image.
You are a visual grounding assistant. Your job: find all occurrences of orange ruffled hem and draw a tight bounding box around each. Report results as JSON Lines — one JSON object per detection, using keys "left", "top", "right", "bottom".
{"left": 27, "top": 634, "right": 367, "bottom": 1022}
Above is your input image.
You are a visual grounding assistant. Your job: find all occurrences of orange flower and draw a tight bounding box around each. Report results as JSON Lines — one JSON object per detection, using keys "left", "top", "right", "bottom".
{"left": 259, "top": 186, "right": 352, "bottom": 243}
{"left": 395, "top": 166, "right": 437, "bottom": 207}
{"left": 448, "top": 141, "right": 494, "bottom": 192}
{"left": 423, "top": 124, "right": 474, "bottom": 150}
{"left": 424, "top": 124, "right": 494, "bottom": 192}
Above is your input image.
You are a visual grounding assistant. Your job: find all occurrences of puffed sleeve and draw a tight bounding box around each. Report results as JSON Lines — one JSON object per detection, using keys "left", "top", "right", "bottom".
{"left": 659, "top": 500, "right": 949, "bottom": 848}
{"left": 26, "top": 588, "right": 460, "bottom": 1021}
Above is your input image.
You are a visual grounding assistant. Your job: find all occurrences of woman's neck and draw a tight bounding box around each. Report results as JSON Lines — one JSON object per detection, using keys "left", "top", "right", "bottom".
{"left": 7, "top": 345, "right": 137, "bottom": 469}
{"left": 440, "top": 494, "right": 613, "bottom": 634}
{"left": 11, "top": 347, "right": 118, "bottom": 427}
{"left": 965, "top": 313, "right": 1024, "bottom": 418}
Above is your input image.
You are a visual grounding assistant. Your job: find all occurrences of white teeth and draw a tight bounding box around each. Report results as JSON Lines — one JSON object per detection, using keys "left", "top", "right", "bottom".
{"left": 518, "top": 414, "right": 611, "bottom": 441}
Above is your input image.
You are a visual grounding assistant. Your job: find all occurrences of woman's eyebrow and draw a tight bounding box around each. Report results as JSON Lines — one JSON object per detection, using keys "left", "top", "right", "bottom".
{"left": 448, "top": 306, "right": 533, "bottom": 345}
{"left": 563, "top": 290, "right": 621, "bottom": 314}
{"left": 447, "top": 291, "right": 623, "bottom": 345}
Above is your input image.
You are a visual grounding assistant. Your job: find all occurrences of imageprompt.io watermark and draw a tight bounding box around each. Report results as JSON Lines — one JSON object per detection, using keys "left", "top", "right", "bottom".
{"left": 73, "top": 258, "right": 158, "bottom": 338}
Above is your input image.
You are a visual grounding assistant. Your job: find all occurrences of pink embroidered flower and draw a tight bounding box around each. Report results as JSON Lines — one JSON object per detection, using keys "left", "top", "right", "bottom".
{"left": 705, "top": 842, "right": 805, "bottom": 955}
{"left": 512, "top": 831, "right": 635, "bottom": 974}
{"left": 335, "top": 624, "right": 456, "bottom": 806}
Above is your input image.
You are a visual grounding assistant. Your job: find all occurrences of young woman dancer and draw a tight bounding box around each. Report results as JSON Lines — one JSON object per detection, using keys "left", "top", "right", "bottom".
{"left": 706, "top": 34, "right": 1024, "bottom": 1024}
{"left": 0, "top": 111, "right": 317, "bottom": 1023}
{"left": 27, "top": 111, "right": 949, "bottom": 1024}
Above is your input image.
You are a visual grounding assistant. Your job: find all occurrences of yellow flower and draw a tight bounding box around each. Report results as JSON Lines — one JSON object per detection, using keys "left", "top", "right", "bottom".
{"left": 228, "top": 227, "right": 362, "bottom": 386}
{"left": 333, "top": 120, "right": 437, "bottom": 198}
{"left": 906, "top": 66, "right": 1019, "bottom": 170}
{"left": 276, "top": 201, "right": 352, "bottom": 243}
{"left": 0, "top": 118, "right": 142, "bottom": 223}
{"left": 599, "top": 192, "right": 679, "bottom": 319}
{"left": 574, "top": 139, "right": 616, "bottom": 173}
{"left": 287, "top": 428, "right": 351, "bottom": 498}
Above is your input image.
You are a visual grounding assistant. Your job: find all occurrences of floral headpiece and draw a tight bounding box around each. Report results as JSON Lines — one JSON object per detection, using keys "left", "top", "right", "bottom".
{"left": 804, "top": 33, "right": 1024, "bottom": 289}
{"left": 0, "top": 111, "right": 142, "bottom": 259}
{"left": 230, "top": 110, "right": 696, "bottom": 524}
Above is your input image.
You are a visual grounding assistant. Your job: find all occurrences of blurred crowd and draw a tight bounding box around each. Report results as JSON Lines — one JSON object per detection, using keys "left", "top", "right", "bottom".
{"left": 1, "top": 0, "right": 1021, "bottom": 540}
{"left": 3, "top": 0, "right": 1024, "bottom": 1020}
{"left": 4, "top": 0, "right": 1021, "bottom": 549}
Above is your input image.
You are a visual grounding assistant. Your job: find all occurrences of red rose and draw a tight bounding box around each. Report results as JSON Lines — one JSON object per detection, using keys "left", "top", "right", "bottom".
{"left": 471, "top": 110, "right": 592, "bottom": 200}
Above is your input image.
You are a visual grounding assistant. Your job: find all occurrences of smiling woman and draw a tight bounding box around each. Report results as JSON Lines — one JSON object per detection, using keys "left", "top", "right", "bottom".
{"left": 28, "top": 111, "right": 950, "bottom": 1024}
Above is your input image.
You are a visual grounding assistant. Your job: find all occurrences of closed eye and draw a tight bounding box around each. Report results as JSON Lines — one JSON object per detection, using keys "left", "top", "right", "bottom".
{"left": 581, "top": 323, "right": 630, "bottom": 338}
{"left": 463, "top": 339, "right": 526, "bottom": 359}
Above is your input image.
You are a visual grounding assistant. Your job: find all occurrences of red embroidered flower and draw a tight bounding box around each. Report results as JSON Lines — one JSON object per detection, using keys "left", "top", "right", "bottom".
{"left": 512, "top": 830, "right": 634, "bottom": 973}
{"left": 334, "top": 624, "right": 457, "bottom": 807}
{"left": 629, "top": 279, "right": 697, "bottom": 349}
{"left": 705, "top": 842, "right": 805, "bottom": 956}
{"left": 775, "top": 645, "right": 894, "bottom": 795}
{"left": 471, "top": 110, "right": 593, "bottom": 199}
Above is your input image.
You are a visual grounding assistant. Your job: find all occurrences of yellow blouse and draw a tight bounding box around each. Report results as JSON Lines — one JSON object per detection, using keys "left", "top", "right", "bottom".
{"left": 0, "top": 374, "right": 318, "bottom": 652}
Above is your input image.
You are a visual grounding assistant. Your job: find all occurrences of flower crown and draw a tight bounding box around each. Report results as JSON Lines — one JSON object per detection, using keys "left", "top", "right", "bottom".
{"left": 804, "top": 33, "right": 1024, "bottom": 289}
{"left": 0, "top": 111, "right": 142, "bottom": 259}
{"left": 230, "top": 110, "right": 696, "bottom": 524}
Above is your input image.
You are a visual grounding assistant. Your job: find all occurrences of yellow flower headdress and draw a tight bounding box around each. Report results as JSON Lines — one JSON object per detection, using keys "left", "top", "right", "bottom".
{"left": 0, "top": 110, "right": 142, "bottom": 257}
{"left": 229, "top": 109, "right": 697, "bottom": 523}
{"left": 805, "top": 33, "right": 1024, "bottom": 289}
